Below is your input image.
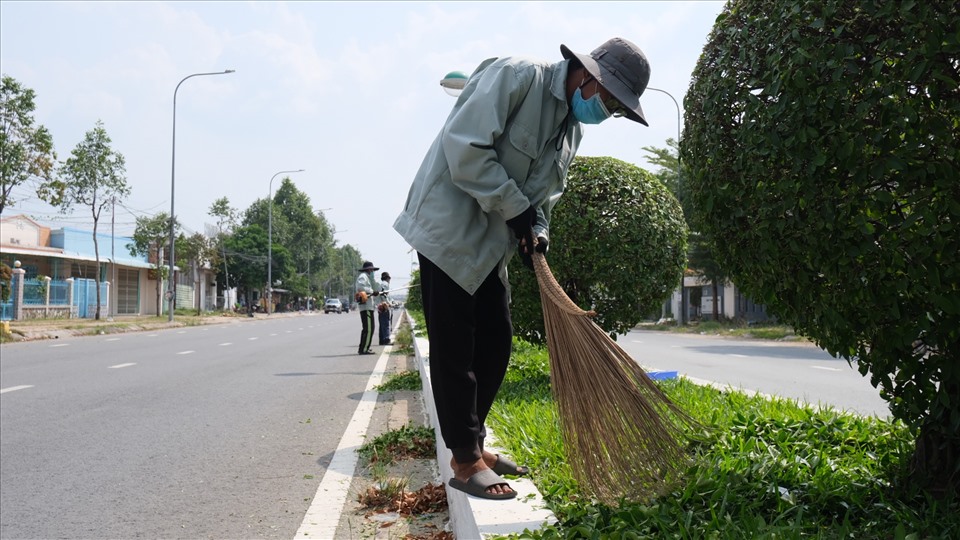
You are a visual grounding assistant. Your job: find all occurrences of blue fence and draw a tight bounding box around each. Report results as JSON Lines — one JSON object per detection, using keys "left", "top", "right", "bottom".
{"left": 1, "top": 277, "right": 108, "bottom": 320}
{"left": 20, "top": 279, "right": 73, "bottom": 306}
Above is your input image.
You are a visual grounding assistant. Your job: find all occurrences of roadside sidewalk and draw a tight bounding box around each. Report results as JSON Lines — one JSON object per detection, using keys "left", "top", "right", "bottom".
{"left": 0, "top": 311, "right": 305, "bottom": 343}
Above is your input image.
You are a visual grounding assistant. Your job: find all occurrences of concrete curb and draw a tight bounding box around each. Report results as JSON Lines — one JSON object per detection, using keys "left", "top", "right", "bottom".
{"left": 406, "top": 312, "right": 556, "bottom": 538}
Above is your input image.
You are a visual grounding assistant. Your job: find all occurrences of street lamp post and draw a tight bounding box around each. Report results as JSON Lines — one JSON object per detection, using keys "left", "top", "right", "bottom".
{"left": 645, "top": 86, "right": 686, "bottom": 325}
{"left": 267, "top": 169, "right": 305, "bottom": 315}
{"left": 168, "top": 69, "right": 235, "bottom": 322}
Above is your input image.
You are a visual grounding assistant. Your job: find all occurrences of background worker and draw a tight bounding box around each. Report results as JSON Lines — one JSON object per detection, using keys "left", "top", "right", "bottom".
{"left": 393, "top": 37, "right": 652, "bottom": 499}
{"left": 355, "top": 261, "right": 381, "bottom": 355}
{"left": 378, "top": 271, "right": 393, "bottom": 345}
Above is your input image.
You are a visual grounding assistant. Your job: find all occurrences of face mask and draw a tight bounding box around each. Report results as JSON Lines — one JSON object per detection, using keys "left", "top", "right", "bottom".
{"left": 571, "top": 86, "right": 611, "bottom": 124}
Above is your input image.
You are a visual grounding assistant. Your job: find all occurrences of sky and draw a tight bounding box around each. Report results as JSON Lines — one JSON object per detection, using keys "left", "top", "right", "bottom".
{"left": 1, "top": 1, "right": 727, "bottom": 291}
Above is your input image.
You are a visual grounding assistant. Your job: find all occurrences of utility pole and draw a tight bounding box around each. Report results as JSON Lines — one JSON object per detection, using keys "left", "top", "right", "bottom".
{"left": 110, "top": 197, "right": 115, "bottom": 320}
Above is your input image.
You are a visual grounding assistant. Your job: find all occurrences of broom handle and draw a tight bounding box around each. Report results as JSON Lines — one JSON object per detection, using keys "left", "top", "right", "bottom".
{"left": 532, "top": 252, "right": 596, "bottom": 316}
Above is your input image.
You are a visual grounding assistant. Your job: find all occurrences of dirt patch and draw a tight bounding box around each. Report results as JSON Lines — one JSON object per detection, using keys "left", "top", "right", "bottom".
{"left": 336, "top": 354, "right": 452, "bottom": 539}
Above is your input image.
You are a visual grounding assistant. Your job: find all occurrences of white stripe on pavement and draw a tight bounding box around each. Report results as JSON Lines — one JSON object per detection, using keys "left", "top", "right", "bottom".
{"left": 109, "top": 363, "right": 136, "bottom": 369}
{"left": 177, "top": 351, "right": 195, "bottom": 355}
{"left": 296, "top": 347, "right": 392, "bottom": 539}
{"left": 0, "top": 385, "right": 34, "bottom": 394}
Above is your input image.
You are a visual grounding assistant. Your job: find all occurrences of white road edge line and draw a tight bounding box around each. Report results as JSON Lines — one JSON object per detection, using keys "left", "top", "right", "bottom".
{"left": 811, "top": 365, "right": 841, "bottom": 371}
{"left": 177, "top": 351, "right": 195, "bottom": 355}
{"left": 0, "top": 385, "right": 34, "bottom": 394}
{"left": 296, "top": 347, "right": 392, "bottom": 539}
{"left": 50, "top": 343, "right": 70, "bottom": 348}
{"left": 109, "top": 363, "right": 136, "bottom": 369}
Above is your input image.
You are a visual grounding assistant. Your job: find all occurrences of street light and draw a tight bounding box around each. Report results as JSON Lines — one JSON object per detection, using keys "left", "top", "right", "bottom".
{"left": 168, "top": 69, "right": 235, "bottom": 322}
{"left": 440, "top": 71, "right": 467, "bottom": 97}
{"left": 267, "top": 169, "right": 305, "bottom": 315}
{"left": 646, "top": 86, "right": 686, "bottom": 324}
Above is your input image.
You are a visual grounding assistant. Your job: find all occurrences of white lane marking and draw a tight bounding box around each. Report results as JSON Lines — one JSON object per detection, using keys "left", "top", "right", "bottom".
{"left": 177, "top": 331, "right": 187, "bottom": 334}
{"left": 0, "top": 385, "right": 34, "bottom": 394}
{"left": 105, "top": 338, "right": 121, "bottom": 342}
{"left": 109, "top": 363, "right": 136, "bottom": 369}
{"left": 296, "top": 350, "right": 391, "bottom": 538}
{"left": 728, "top": 354, "right": 749, "bottom": 358}
{"left": 219, "top": 342, "right": 232, "bottom": 347}
{"left": 286, "top": 330, "right": 293, "bottom": 333}
{"left": 811, "top": 365, "right": 841, "bottom": 372}
{"left": 270, "top": 333, "right": 278, "bottom": 337}
{"left": 147, "top": 334, "right": 158, "bottom": 337}
{"left": 248, "top": 337, "right": 258, "bottom": 341}
{"left": 50, "top": 343, "right": 70, "bottom": 348}
{"left": 177, "top": 350, "right": 195, "bottom": 355}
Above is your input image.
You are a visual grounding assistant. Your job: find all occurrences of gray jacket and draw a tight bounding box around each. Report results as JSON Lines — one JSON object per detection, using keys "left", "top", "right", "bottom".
{"left": 393, "top": 56, "right": 583, "bottom": 295}
{"left": 355, "top": 271, "right": 379, "bottom": 312}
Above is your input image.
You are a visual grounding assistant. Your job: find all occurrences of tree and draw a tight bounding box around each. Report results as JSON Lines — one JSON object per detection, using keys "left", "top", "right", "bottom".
{"left": 243, "top": 178, "right": 334, "bottom": 304}
{"left": 0, "top": 75, "right": 62, "bottom": 215}
{"left": 208, "top": 197, "right": 236, "bottom": 308}
{"left": 683, "top": 0, "right": 960, "bottom": 494}
{"left": 687, "top": 232, "right": 725, "bottom": 321}
{"left": 128, "top": 212, "right": 177, "bottom": 316}
{"left": 0, "top": 262, "right": 11, "bottom": 303}
{"left": 58, "top": 121, "right": 129, "bottom": 320}
{"left": 221, "top": 224, "right": 291, "bottom": 314}
{"left": 509, "top": 156, "right": 688, "bottom": 344}
{"left": 643, "top": 139, "right": 731, "bottom": 322}
{"left": 641, "top": 138, "right": 682, "bottom": 201}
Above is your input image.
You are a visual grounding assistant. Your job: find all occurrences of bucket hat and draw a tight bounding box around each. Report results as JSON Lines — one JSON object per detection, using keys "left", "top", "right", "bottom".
{"left": 381, "top": 272, "right": 391, "bottom": 280}
{"left": 358, "top": 261, "right": 379, "bottom": 272}
{"left": 560, "top": 37, "right": 651, "bottom": 126}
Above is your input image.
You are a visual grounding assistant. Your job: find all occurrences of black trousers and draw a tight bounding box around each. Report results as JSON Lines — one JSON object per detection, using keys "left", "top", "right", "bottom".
{"left": 358, "top": 310, "right": 375, "bottom": 353}
{"left": 418, "top": 253, "right": 512, "bottom": 464}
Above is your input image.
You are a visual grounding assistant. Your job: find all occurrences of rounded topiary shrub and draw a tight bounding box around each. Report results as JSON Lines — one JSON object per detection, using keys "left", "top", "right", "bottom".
{"left": 682, "top": 0, "right": 960, "bottom": 492}
{"left": 510, "top": 156, "right": 687, "bottom": 345}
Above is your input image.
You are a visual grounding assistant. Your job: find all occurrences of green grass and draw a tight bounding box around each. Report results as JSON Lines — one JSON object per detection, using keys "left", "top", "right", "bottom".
{"left": 357, "top": 423, "right": 436, "bottom": 465}
{"left": 640, "top": 319, "right": 804, "bottom": 342}
{"left": 376, "top": 370, "right": 422, "bottom": 392}
{"left": 486, "top": 339, "right": 959, "bottom": 539}
{"left": 392, "top": 320, "right": 415, "bottom": 355}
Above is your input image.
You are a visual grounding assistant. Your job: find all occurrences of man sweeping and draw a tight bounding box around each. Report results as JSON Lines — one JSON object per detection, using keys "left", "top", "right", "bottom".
{"left": 394, "top": 37, "right": 652, "bottom": 500}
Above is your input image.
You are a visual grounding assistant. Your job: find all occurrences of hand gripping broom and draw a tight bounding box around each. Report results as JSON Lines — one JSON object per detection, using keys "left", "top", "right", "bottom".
{"left": 532, "top": 251, "right": 698, "bottom": 505}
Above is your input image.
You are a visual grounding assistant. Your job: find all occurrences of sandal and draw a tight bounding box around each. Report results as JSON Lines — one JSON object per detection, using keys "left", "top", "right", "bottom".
{"left": 492, "top": 454, "right": 529, "bottom": 476}
{"left": 448, "top": 469, "right": 517, "bottom": 500}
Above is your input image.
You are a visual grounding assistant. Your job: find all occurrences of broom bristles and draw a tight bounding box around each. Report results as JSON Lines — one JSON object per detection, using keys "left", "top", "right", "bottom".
{"left": 533, "top": 252, "right": 698, "bottom": 505}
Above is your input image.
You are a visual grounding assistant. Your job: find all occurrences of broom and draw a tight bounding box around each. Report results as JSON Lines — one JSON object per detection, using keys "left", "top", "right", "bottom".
{"left": 532, "top": 251, "right": 698, "bottom": 505}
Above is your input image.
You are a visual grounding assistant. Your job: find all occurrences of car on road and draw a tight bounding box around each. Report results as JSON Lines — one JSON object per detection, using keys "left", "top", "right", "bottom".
{"left": 324, "top": 298, "right": 343, "bottom": 314}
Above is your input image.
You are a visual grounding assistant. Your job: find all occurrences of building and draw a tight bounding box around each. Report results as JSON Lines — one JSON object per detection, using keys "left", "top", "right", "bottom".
{"left": 669, "top": 274, "right": 773, "bottom": 323}
{"left": 1, "top": 214, "right": 220, "bottom": 318}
